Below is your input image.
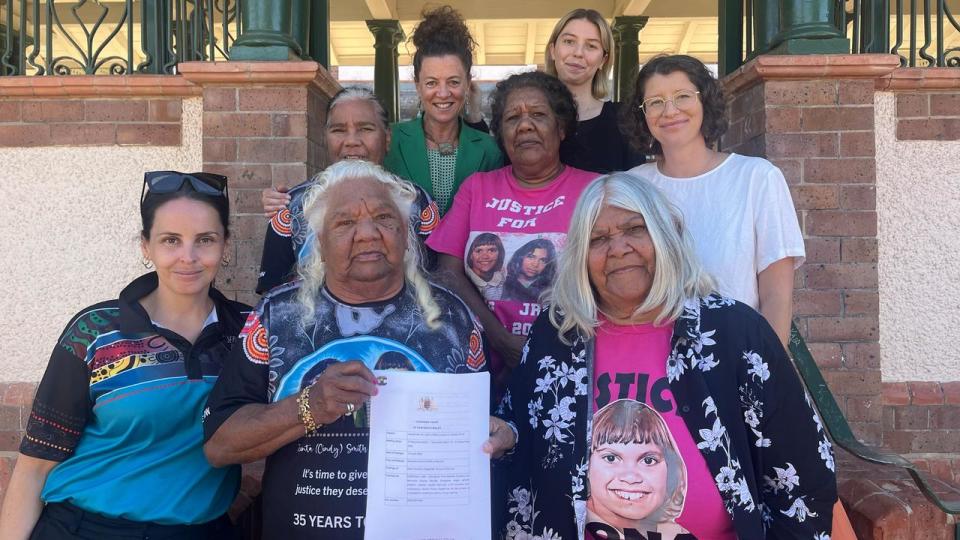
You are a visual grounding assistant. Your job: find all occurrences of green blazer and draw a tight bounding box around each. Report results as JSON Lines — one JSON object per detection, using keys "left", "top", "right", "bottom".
{"left": 384, "top": 116, "right": 503, "bottom": 213}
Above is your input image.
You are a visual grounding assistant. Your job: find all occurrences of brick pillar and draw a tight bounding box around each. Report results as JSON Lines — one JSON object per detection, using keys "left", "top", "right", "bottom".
{"left": 179, "top": 61, "right": 340, "bottom": 306}
{"left": 722, "top": 54, "right": 900, "bottom": 446}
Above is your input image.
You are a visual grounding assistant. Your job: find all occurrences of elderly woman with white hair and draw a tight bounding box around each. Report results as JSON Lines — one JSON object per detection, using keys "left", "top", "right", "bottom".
{"left": 485, "top": 174, "right": 837, "bottom": 539}
{"left": 202, "top": 160, "right": 491, "bottom": 540}
{"left": 257, "top": 86, "right": 441, "bottom": 293}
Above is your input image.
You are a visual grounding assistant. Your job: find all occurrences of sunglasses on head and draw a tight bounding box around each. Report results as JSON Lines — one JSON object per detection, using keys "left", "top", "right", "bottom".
{"left": 141, "top": 171, "right": 229, "bottom": 205}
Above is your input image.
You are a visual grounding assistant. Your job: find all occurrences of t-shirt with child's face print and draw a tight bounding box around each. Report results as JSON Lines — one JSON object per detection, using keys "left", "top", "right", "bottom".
{"left": 587, "top": 319, "right": 736, "bottom": 540}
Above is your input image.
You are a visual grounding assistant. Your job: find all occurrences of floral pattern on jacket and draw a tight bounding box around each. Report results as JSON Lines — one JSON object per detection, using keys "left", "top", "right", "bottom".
{"left": 495, "top": 295, "right": 837, "bottom": 539}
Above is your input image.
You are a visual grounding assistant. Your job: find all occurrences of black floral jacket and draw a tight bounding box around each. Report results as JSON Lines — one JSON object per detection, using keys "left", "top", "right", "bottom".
{"left": 495, "top": 295, "right": 837, "bottom": 540}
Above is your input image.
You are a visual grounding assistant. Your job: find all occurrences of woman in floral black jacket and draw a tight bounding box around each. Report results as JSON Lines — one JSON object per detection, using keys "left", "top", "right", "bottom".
{"left": 487, "top": 174, "right": 836, "bottom": 540}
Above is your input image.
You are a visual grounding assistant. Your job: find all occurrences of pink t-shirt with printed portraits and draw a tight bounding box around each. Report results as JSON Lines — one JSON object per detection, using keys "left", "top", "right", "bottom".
{"left": 426, "top": 165, "right": 597, "bottom": 377}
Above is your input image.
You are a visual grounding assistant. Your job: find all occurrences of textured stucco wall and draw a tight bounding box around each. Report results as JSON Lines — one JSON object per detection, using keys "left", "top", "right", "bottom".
{"left": 0, "top": 97, "right": 202, "bottom": 383}
{"left": 875, "top": 92, "right": 960, "bottom": 382}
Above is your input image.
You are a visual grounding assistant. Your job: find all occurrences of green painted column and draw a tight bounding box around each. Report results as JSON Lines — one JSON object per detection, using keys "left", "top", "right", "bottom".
{"left": 230, "top": 0, "right": 303, "bottom": 60}
{"left": 752, "top": 0, "right": 780, "bottom": 56}
{"left": 307, "top": 0, "right": 330, "bottom": 67}
{"left": 860, "top": 0, "right": 890, "bottom": 54}
{"left": 718, "top": 0, "right": 743, "bottom": 76}
{"left": 769, "top": 0, "right": 850, "bottom": 55}
{"left": 366, "top": 20, "right": 405, "bottom": 123}
{"left": 611, "top": 16, "right": 649, "bottom": 103}
{"left": 290, "top": 0, "right": 310, "bottom": 60}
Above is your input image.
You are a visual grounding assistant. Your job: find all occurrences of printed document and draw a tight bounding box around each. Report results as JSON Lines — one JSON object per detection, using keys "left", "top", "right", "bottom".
{"left": 364, "top": 370, "right": 490, "bottom": 540}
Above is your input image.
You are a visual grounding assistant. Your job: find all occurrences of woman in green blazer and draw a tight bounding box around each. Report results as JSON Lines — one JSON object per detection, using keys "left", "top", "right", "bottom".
{"left": 383, "top": 6, "right": 502, "bottom": 213}
{"left": 261, "top": 7, "right": 500, "bottom": 217}
{"left": 385, "top": 115, "right": 501, "bottom": 213}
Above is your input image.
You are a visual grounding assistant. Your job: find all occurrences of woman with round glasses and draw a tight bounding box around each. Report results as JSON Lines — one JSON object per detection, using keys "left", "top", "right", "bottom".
{"left": 622, "top": 54, "right": 804, "bottom": 347}
{"left": 0, "top": 172, "right": 248, "bottom": 540}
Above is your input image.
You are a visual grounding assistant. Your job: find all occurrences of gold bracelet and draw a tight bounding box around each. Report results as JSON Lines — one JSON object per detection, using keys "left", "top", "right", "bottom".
{"left": 297, "top": 386, "right": 319, "bottom": 435}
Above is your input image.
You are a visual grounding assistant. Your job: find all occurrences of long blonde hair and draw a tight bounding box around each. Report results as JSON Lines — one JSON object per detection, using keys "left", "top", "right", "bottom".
{"left": 296, "top": 160, "right": 441, "bottom": 328}
{"left": 548, "top": 173, "right": 714, "bottom": 341}
{"left": 544, "top": 8, "right": 614, "bottom": 100}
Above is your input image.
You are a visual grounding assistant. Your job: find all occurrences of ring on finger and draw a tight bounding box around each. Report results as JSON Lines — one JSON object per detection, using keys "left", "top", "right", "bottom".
{"left": 345, "top": 402, "right": 355, "bottom": 415}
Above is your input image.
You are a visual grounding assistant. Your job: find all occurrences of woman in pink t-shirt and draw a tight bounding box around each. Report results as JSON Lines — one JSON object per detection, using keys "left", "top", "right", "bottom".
{"left": 486, "top": 173, "right": 837, "bottom": 539}
{"left": 428, "top": 71, "right": 597, "bottom": 390}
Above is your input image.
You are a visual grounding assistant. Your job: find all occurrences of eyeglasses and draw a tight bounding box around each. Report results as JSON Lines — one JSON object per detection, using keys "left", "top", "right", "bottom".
{"left": 639, "top": 90, "right": 701, "bottom": 117}
{"left": 141, "top": 171, "right": 228, "bottom": 205}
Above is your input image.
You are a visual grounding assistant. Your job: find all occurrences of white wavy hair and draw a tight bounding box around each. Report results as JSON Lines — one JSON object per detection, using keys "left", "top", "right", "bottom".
{"left": 548, "top": 173, "right": 715, "bottom": 341}
{"left": 296, "top": 160, "right": 441, "bottom": 328}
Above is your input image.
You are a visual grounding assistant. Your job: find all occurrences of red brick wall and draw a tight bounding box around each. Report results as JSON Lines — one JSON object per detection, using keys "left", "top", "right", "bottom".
{"left": 179, "top": 61, "right": 337, "bottom": 306}
{"left": 895, "top": 93, "right": 960, "bottom": 141}
{"left": 882, "top": 382, "right": 960, "bottom": 456}
{"left": 0, "top": 98, "right": 182, "bottom": 146}
{"left": 0, "top": 382, "right": 35, "bottom": 504}
{"left": 724, "top": 76, "right": 883, "bottom": 445}
{"left": 201, "top": 85, "right": 314, "bottom": 306}
{"left": 202, "top": 84, "right": 330, "bottom": 306}
{"left": 0, "top": 383, "right": 33, "bottom": 456}
{"left": 838, "top": 450, "right": 959, "bottom": 539}
{"left": 722, "top": 56, "right": 960, "bottom": 539}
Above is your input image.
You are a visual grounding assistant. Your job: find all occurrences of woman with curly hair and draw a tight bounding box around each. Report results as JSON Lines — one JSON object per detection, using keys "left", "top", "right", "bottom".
{"left": 622, "top": 54, "right": 803, "bottom": 346}
{"left": 621, "top": 53, "right": 856, "bottom": 540}
{"left": 383, "top": 5, "right": 502, "bottom": 213}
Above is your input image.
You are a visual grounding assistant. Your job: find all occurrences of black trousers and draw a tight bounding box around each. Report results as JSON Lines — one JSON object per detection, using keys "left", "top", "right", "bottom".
{"left": 30, "top": 502, "right": 237, "bottom": 540}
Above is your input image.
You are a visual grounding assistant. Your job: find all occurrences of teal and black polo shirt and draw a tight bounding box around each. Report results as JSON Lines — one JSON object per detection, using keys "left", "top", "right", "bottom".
{"left": 20, "top": 272, "right": 249, "bottom": 525}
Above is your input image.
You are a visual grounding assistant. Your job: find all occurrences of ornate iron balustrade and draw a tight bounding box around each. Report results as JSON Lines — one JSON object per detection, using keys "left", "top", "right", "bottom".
{"left": 0, "top": 0, "right": 241, "bottom": 76}
{"left": 719, "top": 0, "right": 960, "bottom": 75}
{"left": 845, "top": 0, "right": 960, "bottom": 67}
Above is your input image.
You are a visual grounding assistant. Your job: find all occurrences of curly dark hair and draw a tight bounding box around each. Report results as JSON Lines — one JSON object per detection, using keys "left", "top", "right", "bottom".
{"left": 620, "top": 54, "right": 728, "bottom": 155}
{"left": 411, "top": 6, "right": 475, "bottom": 81}
{"left": 488, "top": 71, "right": 578, "bottom": 154}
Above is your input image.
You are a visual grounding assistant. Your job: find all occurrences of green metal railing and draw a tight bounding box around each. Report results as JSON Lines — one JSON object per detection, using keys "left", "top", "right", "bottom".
{"left": 845, "top": 0, "right": 960, "bottom": 67}
{"left": 720, "top": 0, "right": 960, "bottom": 75}
{"left": 789, "top": 324, "right": 960, "bottom": 518}
{"left": 0, "top": 0, "right": 241, "bottom": 76}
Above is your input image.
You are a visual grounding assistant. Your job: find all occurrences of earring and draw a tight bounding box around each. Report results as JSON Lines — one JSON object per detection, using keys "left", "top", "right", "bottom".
{"left": 221, "top": 255, "right": 231, "bottom": 267}
{"left": 142, "top": 257, "right": 154, "bottom": 269}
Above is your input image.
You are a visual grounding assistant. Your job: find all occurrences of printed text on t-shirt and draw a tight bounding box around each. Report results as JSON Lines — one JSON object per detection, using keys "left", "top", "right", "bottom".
{"left": 485, "top": 195, "right": 567, "bottom": 229}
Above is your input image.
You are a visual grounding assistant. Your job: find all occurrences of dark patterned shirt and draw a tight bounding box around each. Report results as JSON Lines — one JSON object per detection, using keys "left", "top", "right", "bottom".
{"left": 495, "top": 295, "right": 837, "bottom": 539}
{"left": 204, "top": 280, "right": 486, "bottom": 539}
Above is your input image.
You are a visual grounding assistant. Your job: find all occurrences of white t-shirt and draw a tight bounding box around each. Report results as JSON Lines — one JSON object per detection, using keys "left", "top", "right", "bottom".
{"left": 628, "top": 153, "right": 805, "bottom": 309}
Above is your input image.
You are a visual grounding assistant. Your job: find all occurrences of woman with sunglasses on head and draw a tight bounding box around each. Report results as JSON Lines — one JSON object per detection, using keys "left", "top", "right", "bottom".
{"left": 0, "top": 172, "right": 249, "bottom": 540}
